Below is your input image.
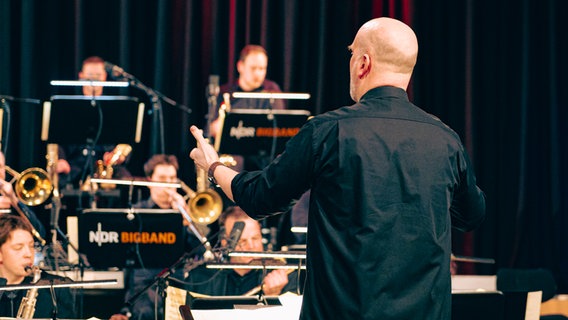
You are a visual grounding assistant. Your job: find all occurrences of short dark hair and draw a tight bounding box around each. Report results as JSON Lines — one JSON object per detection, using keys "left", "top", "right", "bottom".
{"left": 0, "top": 214, "right": 32, "bottom": 247}
{"left": 143, "top": 154, "right": 179, "bottom": 177}
{"left": 239, "top": 45, "right": 267, "bottom": 62}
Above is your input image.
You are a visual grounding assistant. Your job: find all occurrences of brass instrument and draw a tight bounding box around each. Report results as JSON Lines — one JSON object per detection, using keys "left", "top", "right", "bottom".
{"left": 3, "top": 165, "right": 49, "bottom": 245}
{"left": 5, "top": 166, "right": 52, "bottom": 206}
{"left": 46, "top": 144, "right": 59, "bottom": 193}
{"left": 179, "top": 174, "right": 222, "bottom": 225}
{"left": 17, "top": 266, "right": 42, "bottom": 320}
{"left": 94, "top": 144, "right": 132, "bottom": 189}
{"left": 213, "top": 94, "right": 238, "bottom": 168}
{"left": 46, "top": 143, "right": 64, "bottom": 244}
{"left": 222, "top": 92, "right": 231, "bottom": 112}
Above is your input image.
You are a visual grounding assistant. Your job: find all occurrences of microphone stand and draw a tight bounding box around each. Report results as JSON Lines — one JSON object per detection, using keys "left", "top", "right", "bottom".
{"left": 111, "top": 71, "right": 191, "bottom": 155}
{"left": 123, "top": 252, "right": 189, "bottom": 316}
{"left": 0, "top": 97, "right": 10, "bottom": 155}
{"left": 0, "top": 95, "right": 41, "bottom": 156}
{"left": 204, "top": 75, "right": 219, "bottom": 140}
{"left": 123, "top": 227, "right": 221, "bottom": 315}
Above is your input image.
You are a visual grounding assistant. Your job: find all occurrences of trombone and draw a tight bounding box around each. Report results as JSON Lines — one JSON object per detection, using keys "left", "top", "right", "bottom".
{"left": 5, "top": 166, "right": 53, "bottom": 206}
{"left": 179, "top": 180, "right": 223, "bottom": 225}
{"left": 2, "top": 166, "right": 50, "bottom": 245}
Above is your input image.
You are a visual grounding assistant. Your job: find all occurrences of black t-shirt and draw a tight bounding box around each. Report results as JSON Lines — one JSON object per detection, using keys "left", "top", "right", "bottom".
{"left": 0, "top": 272, "right": 77, "bottom": 319}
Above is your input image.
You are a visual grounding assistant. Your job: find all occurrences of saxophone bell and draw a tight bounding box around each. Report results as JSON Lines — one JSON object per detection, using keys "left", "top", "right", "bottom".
{"left": 93, "top": 144, "right": 132, "bottom": 189}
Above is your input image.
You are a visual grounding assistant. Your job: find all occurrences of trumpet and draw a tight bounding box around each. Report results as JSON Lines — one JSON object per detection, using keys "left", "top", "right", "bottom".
{"left": 5, "top": 166, "right": 52, "bottom": 206}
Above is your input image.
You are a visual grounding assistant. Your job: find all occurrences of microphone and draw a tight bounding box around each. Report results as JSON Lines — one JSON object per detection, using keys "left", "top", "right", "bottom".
{"left": 104, "top": 61, "right": 136, "bottom": 81}
{"left": 226, "top": 221, "right": 245, "bottom": 251}
{"left": 207, "top": 75, "right": 220, "bottom": 97}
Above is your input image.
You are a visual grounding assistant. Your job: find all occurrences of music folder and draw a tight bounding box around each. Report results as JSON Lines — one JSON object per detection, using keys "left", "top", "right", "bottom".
{"left": 77, "top": 209, "right": 184, "bottom": 269}
{"left": 214, "top": 109, "right": 311, "bottom": 156}
{"left": 40, "top": 95, "right": 145, "bottom": 144}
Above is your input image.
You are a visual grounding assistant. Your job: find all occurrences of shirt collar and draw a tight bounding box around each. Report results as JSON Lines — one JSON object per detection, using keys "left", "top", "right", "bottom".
{"left": 359, "top": 86, "right": 409, "bottom": 102}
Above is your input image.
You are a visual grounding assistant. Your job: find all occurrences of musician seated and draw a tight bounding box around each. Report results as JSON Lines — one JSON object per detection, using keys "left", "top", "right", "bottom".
{"left": 185, "top": 206, "right": 301, "bottom": 297}
{"left": 56, "top": 56, "right": 132, "bottom": 189}
{"left": 0, "top": 215, "right": 76, "bottom": 318}
{"left": 122, "top": 154, "right": 205, "bottom": 320}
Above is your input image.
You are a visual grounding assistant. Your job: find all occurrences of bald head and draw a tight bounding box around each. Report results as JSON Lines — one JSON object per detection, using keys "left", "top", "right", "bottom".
{"left": 349, "top": 17, "right": 418, "bottom": 101}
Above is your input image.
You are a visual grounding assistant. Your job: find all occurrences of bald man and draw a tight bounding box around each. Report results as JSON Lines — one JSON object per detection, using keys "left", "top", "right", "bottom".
{"left": 190, "top": 17, "right": 486, "bottom": 319}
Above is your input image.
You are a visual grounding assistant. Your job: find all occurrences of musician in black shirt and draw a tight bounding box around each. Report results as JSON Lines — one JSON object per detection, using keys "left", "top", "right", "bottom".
{"left": 0, "top": 215, "right": 76, "bottom": 318}
{"left": 185, "top": 206, "right": 300, "bottom": 297}
{"left": 122, "top": 154, "right": 203, "bottom": 320}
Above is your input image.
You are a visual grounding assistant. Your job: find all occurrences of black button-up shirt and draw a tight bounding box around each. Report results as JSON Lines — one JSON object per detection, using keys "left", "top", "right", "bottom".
{"left": 232, "top": 86, "right": 486, "bottom": 319}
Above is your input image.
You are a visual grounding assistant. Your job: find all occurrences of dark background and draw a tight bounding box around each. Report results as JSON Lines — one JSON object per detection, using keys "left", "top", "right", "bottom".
{"left": 1, "top": 0, "right": 567, "bottom": 291}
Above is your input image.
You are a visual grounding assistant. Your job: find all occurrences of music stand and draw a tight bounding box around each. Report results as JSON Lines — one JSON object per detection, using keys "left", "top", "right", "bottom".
{"left": 227, "top": 251, "right": 306, "bottom": 259}
{"left": 41, "top": 95, "right": 145, "bottom": 145}
{"left": 0, "top": 279, "right": 119, "bottom": 291}
{"left": 232, "top": 92, "right": 310, "bottom": 100}
{"left": 214, "top": 109, "right": 310, "bottom": 156}
{"left": 77, "top": 208, "right": 185, "bottom": 269}
{"left": 0, "top": 279, "right": 119, "bottom": 320}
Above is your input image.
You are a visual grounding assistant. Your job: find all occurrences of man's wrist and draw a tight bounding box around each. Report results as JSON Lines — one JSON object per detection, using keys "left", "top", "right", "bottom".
{"left": 207, "top": 161, "right": 226, "bottom": 186}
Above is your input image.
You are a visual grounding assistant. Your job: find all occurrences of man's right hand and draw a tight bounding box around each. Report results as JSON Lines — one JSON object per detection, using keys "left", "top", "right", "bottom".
{"left": 57, "top": 159, "right": 71, "bottom": 174}
{"left": 0, "top": 178, "right": 18, "bottom": 208}
{"left": 0, "top": 195, "right": 11, "bottom": 209}
{"left": 189, "top": 126, "right": 220, "bottom": 171}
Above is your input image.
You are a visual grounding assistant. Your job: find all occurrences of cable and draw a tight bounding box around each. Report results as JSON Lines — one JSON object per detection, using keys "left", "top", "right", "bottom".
{"left": 78, "top": 100, "right": 104, "bottom": 188}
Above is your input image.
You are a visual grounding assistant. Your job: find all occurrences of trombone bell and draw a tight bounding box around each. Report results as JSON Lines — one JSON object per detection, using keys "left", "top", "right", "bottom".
{"left": 14, "top": 168, "right": 53, "bottom": 206}
{"left": 188, "top": 189, "right": 223, "bottom": 225}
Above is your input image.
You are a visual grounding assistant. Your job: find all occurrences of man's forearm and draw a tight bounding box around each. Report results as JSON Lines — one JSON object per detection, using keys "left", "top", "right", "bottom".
{"left": 212, "top": 165, "right": 238, "bottom": 201}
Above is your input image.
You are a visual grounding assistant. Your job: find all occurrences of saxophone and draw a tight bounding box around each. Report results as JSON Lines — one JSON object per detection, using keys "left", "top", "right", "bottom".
{"left": 47, "top": 144, "right": 63, "bottom": 244}
{"left": 17, "top": 266, "right": 42, "bottom": 320}
{"left": 94, "top": 144, "right": 132, "bottom": 189}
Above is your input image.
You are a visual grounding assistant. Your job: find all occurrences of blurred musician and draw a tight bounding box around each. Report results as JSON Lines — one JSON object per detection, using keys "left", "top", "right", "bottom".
{"left": 56, "top": 56, "right": 132, "bottom": 189}
{"left": 122, "top": 154, "right": 204, "bottom": 320}
{"left": 209, "top": 45, "right": 286, "bottom": 173}
{"left": 209, "top": 44, "right": 286, "bottom": 145}
{"left": 208, "top": 45, "right": 302, "bottom": 249}
{"left": 185, "top": 206, "right": 300, "bottom": 297}
{"left": 133, "top": 154, "right": 187, "bottom": 211}
{"left": 0, "top": 214, "right": 76, "bottom": 318}
{"left": 0, "top": 151, "right": 45, "bottom": 242}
